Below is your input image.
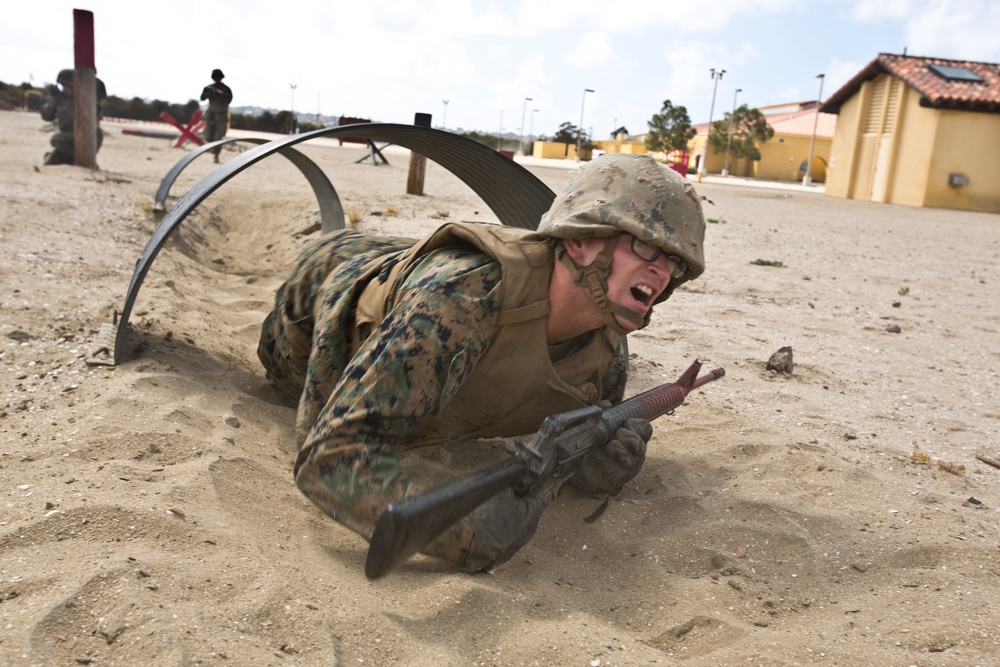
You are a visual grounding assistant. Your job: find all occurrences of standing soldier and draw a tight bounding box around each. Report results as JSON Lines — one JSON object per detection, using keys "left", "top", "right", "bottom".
{"left": 40, "top": 68, "right": 107, "bottom": 166}
{"left": 200, "top": 68, "right": 233, "bottom": 163}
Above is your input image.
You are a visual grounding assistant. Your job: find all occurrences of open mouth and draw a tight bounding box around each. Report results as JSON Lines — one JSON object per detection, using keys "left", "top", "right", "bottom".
{"left": 630, "top": 284, "right": 655, "bottom": 310}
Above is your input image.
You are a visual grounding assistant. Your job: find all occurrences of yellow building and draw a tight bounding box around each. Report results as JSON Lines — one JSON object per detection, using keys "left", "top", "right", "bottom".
{"left": 822, "top": 53, "right": 1000, "bottom": 212}
{"left": 687, "top": 102, "right": 836, "bottom": 182}
{"left": 591, "top": 137, "right": 648, "bottom": 155}
{"left": 532, "top": 140, "right": 587, "bottom": 160}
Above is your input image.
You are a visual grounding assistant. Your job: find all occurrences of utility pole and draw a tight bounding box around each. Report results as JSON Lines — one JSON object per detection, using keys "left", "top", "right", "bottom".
{"left": 576, "top": 88, "right": 594, "bottom": 162}
{"left": 442, "top": 99, "right": 449, "bottom": 130}
{"left": 518, "top": 97, "right": 533, "bottom": 156}
{"left": 697, "top": 68, "right": 725, "bottom": 183}
{"left": 722, "top": 88, "right": 741, "bottom": 177}
{"left": 528, "top": 108, "right": 539, "bottom": 157}
{"left": 803, "top": 73, "right": 825, "bottom": 186}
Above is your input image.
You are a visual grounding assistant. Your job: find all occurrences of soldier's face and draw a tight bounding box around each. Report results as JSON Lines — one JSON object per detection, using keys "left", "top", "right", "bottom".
{"left": 575, "top": 234, "right": 672, "bottom": 332}
{"left": 607, "top": 234, "right": 671, "bottom": 329}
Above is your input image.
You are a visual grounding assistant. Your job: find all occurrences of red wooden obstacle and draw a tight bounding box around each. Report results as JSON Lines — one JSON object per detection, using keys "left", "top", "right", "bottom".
{"left": 160, "top": 109, "right": 205, "bottom": 147}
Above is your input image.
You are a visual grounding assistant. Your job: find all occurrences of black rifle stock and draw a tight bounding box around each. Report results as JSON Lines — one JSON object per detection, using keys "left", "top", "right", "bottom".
{"left": 364, "top": 359, "right": 725, "bottom": 579}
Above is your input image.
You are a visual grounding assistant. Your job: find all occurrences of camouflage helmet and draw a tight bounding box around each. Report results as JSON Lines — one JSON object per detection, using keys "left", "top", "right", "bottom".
{"left": 56, "top": 69, "right": 74, "bottom": 86}
{"left": 537, "top": 153, "right": 706, "bottom": 288}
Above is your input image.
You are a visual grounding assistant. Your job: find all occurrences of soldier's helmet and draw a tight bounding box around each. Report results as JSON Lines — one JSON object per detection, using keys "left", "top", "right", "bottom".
{"left": 56, "top": 69, "right": 74, "bottom": 86}
{"left": 537, "top": 153, "right": 706, "bottom": 291}
{"left": 211, "top": 69, "right": 225, "bottom": 80}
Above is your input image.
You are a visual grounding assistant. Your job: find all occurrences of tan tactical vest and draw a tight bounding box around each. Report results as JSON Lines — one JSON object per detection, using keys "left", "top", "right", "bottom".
{"left": 351, "top": 222, "right": 618, "bottom": 444}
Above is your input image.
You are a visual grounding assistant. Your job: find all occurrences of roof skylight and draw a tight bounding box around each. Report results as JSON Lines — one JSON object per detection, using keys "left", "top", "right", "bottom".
{"left": 928, "top": 64, "right": 985, "bottom": 83}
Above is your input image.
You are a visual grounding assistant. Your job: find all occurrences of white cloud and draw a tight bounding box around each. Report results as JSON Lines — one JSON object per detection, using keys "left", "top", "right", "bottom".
{"left": 565, "top": 31, "right": 617, "bottom": 69}
{"left": 846, "top": 0, "right": 1000, "bottom": 61}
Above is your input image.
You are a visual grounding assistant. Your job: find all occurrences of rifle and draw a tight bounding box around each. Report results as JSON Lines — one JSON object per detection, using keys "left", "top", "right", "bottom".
{"left": 364, "top": 359, "right": 725, "bottom": 579}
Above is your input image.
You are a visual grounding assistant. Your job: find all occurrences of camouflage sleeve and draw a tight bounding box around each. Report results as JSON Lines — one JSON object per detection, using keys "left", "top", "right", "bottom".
{"left": 40, "top": 95, "right": 58, "bottom": 122}
{"left": 293, "top": 247, "right": 502, "bottom": 563}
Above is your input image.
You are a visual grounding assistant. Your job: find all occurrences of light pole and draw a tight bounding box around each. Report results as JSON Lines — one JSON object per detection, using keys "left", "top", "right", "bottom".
{"left": 518, "top": 97, "right": 533, "bottom": 156}
{"left": 697, "top": 69, "right": 724, "bottom": 182}
{"left": 528, "top": 108, "right": 539, "bottom": 157}
{"left": 442, "top": 99, "right": 449, "bottom": 130}
{"left": 722, "top": 88, "right": 741, "bottom": 177}
{"left": 289, "top": 83, "right": 297, "bottom": 134}
{"left": 803, "top": 73, "right": 825, "bottom": 186}
{"left": 576, "top": 88, "right": 594, "bottom": 162}
{"left": 497, "top": 109, "right": 504, "bottom": 151}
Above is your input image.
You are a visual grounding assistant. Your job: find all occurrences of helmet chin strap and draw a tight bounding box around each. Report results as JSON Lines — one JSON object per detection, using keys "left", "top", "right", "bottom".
{"left": 555, "top": 238, "right": 646, "bottom": 336}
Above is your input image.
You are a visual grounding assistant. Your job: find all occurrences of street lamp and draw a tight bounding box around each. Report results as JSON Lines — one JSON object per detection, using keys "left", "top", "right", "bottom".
{"left": 518, "top": 97, "right": 533, "bottom": 156}
{"left": 497, "top": 109, "right": 504, "bottom": 151}
{"left": 289, "top": 83, "right": 297, "bottom": 134}
{"left": 442, "top": 99, "right": 449, "bottom": 130}
{"left": 803, "top": 73, "right": 825, "bottom": 187}
{"left": 576, "top": 88, "right": 594, "bottom": 162}
{"left": 528, "top": 108, "right": 539, "bottom": 157}
{"left": 697, "top": 69, "right": 724, "bottom": 183}
{"left": 722, "top": 88, "right": 742, "bottom": 177}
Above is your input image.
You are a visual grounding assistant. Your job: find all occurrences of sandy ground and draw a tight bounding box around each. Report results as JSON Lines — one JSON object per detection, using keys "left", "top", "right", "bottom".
{"left": 1, "top": 109, "right": 998, "bottom": 666}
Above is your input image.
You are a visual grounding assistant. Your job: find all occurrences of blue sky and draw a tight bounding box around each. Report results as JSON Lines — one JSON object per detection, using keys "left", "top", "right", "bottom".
{"left": 3, "top": 1, "right": 998, "bottom": 138}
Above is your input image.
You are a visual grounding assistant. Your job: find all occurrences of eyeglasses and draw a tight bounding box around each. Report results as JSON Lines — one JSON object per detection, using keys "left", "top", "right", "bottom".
{"left": 629, "top": 236, "right": 687, "bottom": 279}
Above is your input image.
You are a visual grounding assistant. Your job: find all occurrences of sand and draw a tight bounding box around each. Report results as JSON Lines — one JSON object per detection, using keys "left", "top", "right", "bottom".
{"left": 1, "top": 109, "right": 998, "bottom": 666}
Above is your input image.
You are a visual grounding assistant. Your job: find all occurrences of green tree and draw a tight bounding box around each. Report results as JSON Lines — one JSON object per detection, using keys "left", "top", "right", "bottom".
{"left": 645, "top": 100, "right": 696, "bottom": 153}
{"left": 708, "top": 104, "right": 774, "bottom": 162}
{"left": 552, "top": 121, "right": 578, "bottom": 144}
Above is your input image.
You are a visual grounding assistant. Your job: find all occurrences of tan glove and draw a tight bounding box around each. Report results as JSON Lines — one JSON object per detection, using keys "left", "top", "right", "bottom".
{"left": 568, "top": 417, "right": 651, "bottom": 496}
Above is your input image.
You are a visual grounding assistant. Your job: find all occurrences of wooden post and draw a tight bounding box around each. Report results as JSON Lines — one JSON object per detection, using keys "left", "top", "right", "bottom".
{"left": 73, "top": 9, "right": 98, "bottom": 169}
{"left": 406, "top": 152, "right": 427, "bottom": 195}
{"left": 406, "top": 113, "right": 432, "bottom": 195}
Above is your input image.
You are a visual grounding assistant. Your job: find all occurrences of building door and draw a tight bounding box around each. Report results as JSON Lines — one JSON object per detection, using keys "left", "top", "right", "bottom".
{"left": 855, "top": 75, "right": 902, "bottom": 202}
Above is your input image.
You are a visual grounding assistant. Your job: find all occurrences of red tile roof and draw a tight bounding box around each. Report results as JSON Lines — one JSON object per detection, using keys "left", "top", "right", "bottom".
{"left": 821, "top": 53, "right": 1000, "bottom": 114}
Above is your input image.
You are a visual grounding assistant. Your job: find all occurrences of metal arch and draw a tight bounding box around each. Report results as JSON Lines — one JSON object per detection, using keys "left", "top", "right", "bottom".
{"left": 98, "top": 123, "right": 558, "bottom": 366}
{"left": 153, "top": 137, "right": 346, "bottom": 235}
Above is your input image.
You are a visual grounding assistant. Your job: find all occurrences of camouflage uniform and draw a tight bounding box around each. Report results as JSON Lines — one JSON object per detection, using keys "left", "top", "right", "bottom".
{"left": 259, "top": 154, "right": 707, "bottom": 572}
{"left": 200, "top": 69, "right": 232, "bottom": 161}
{"left": 259, "top": 224, "right": 626, "bottom": 568}
{"left": 40, "top": 70, "right": 106, "bottom": 166}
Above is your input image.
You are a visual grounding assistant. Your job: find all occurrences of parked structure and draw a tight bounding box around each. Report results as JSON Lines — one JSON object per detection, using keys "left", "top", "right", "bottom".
{"left": 821, "top": 53, "right": 1000, "bottom": 212}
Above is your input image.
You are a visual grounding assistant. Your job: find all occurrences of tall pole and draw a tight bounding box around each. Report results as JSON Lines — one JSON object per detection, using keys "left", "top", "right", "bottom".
{"left": 72, "top": 9, "right": 97, "bottom": 168}
{"left": 518, "top": 97, "right": 533, "bottom": 156}
{"left": 803, "top": 73, "right": 825, "bottom": 186}
{"left": 289, "top": 83, "right": 297, "bottom": 134}
{"left": 722, "top": 88, "right": 741, "bottom": 177}
{"left": 316, "top": 92, "right": 321, "bottom": 125}
{"left": 576, "top": 88, "right": 594, "bottom": 162}
{"left": 497, "top": 109, "right": 504, "bottom": 151}
{"left": 528, "top": 108, "right": 539, "bottom": 157}
{"left": 442, "top": 99, "right": 449, "bottom": 130}
{"left": 697, "top": 68, "right": 725, "bottom": 183}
